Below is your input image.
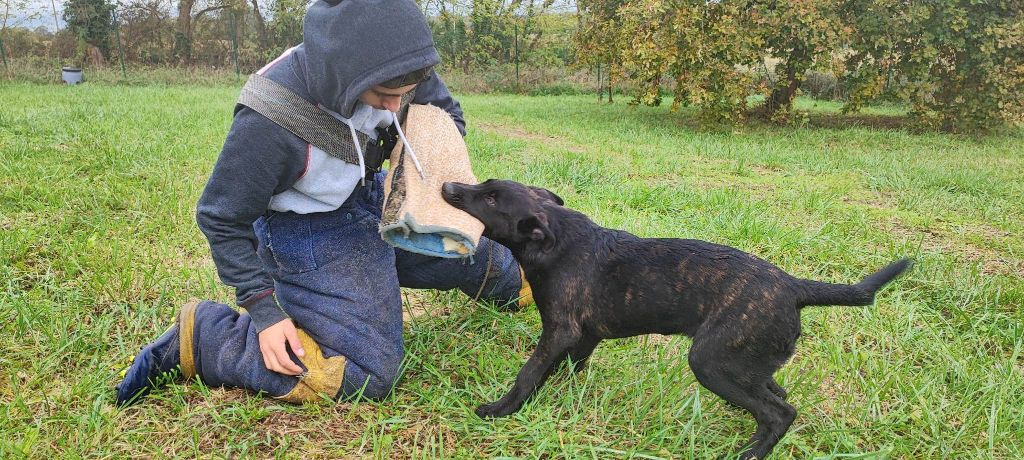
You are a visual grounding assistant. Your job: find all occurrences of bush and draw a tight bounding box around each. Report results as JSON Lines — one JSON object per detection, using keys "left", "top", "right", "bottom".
{"left": 442, "top": 64, "right": 596, "bottom": 96}
{"left": 842, "top": 0, "right": 1024, "bottom": 131}
{"left": 802, "top": 70, "right": 844, "bottom": 101}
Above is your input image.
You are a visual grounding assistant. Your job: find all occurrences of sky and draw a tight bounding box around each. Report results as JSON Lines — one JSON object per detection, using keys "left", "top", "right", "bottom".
{"left": 4, "top": 0, "right": 577, "bottom": 33}
{"left": 4, "top": 0, "right": 66, "bottom": 31}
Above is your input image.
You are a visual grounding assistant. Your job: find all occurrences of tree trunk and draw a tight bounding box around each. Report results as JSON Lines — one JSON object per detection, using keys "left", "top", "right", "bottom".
{"left": 762, "top": 46, "right": 807, "bottom": 119}
{"left": 765, "top": 67, "right": 799, "bottom": 115}
{"left": 85, "top": 44, "right": 106, "bottom": 67}
{"left": 607, "top": 62, "right": 613, "bottom": 103}
{"left": 250, "top": 0, "right": 267, "bottom": 47}
{"left": 175, "top": 0, "right": 196, "bottom": 63}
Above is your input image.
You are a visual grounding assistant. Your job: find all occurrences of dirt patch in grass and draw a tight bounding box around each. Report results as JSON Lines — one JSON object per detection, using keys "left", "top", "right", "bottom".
{"left": 841, "top": 192, "right": 1023, "bottom": 278}
{"left": 841, "top": 192, "right": 893, "bottom": 211}
{"left": 187, "top": 386, "right": 252, "bottom": 407}
{"left": 180, "top": 252, "right": 217, "bottom": 271}
{"left": 475, "top": 122, "right": 586, "bottom": 154}
{"left": 637, "top": 158, "right": 786, "bottom": 199}
{"left": 254, "top": 402, "right": 459, "bottom": 458}
{"left": 402, "top": 289, "right": 439, "bottom": 322}
{"left": 747, "top": 163, "right": 786, "bottom": 175}
{"left": 805, "top": 113, "right": 910, "bottom": 131}
{"left": 886, "top": 220, "right": 1023, "bottom": 277}
{"left": 810, "top": 373, "right": 867, "bottom": 420}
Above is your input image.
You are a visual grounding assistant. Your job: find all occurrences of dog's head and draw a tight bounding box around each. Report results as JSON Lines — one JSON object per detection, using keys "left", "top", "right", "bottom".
{"left": 442, "top": 179, "right": 564, "bottom": 252}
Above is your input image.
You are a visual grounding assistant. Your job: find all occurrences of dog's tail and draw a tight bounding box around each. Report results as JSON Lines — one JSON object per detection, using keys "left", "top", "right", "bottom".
{"left": 796, "top": 258, "right": 912, "bottom": 309}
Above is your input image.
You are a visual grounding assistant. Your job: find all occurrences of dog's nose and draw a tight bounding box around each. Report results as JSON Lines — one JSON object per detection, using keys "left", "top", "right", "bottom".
{"left": 442, "top": 182, "right": 456, "bottom": 197}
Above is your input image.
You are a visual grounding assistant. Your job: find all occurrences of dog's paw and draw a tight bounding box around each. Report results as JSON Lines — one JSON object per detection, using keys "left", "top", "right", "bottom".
{"left": 475, "top": 401, "right": 515, "bottom": 419}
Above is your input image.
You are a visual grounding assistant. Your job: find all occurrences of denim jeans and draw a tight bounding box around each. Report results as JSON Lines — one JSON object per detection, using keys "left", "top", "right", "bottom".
{"left": 189, "top": 171, "right": 522, "bottom": 400}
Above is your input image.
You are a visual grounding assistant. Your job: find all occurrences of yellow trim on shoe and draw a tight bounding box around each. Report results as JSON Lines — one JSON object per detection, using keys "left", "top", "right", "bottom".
{"left": 517, "top": 267, "right": 534, "bottom": 308}
{"left": 178, "top": 300, "right": 200, "bottom": 379}
{"left": 276, "top": 328, "right": 347, "bottom": 404}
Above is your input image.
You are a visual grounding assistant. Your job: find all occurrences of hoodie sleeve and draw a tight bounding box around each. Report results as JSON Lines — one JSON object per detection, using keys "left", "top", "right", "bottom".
{"left": 196, "top": 107, "right": 308, "bottom": 332}
{"left": 413, "top": 70, "right": 466, "bottom": 136}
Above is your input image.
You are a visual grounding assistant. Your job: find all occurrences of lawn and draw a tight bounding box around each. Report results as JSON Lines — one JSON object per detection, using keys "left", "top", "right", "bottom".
{"left": 1, "top": 81, "right": 1022, "bottom": 458}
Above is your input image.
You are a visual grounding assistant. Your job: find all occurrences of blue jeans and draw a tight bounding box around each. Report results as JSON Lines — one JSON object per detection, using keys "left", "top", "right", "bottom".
{"left": 188, "top": 171, "right": 522, "bottom": 400}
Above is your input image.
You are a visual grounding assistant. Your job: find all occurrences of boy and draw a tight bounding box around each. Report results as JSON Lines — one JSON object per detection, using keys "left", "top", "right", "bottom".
{"left": 116, "top": 0, "right": 527, "bottom": 405}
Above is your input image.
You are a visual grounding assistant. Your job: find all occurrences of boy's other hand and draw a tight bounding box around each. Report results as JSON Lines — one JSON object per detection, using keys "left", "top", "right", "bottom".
{"left": 258, "top": 319, "right": 307, "bottom": 375}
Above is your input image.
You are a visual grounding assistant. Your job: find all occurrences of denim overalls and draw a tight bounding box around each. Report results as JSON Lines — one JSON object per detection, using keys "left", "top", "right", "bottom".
{"left": 186, "top": 171, "right": 522, "bottom": 400}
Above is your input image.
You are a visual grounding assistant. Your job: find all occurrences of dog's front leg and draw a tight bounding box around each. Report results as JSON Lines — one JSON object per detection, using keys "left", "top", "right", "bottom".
{"left": 476, "top": 325, "right": 581, "bottom": 418}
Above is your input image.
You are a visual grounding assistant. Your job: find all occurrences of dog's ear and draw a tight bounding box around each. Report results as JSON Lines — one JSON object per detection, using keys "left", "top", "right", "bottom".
{"left": 516, "top": 214, "right": 556, "bottom": 251}
{"left": 529, "top": 186, "right": 564, "bottom": 206}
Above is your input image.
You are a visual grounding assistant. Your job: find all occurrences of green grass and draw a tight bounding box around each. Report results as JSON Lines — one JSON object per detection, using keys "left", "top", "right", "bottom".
{"left": 1, "top": 81, "right": 1022, "bottom": 459}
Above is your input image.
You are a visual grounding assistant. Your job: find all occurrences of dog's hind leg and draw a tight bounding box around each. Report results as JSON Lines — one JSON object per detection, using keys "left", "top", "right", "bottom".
{"left": 722, "top": 378, "right": 788, "bottom": 410}
{"left": 689, "top": 337, "right": 796, "bottom": 460}
{"left": 567, "top": 334, "right": 601, "bottom": 373}
{"left": 476, "top": 324, "right": 582, "bottom": 418}
{"left": 722, "top": 379, "right": 787, "bottom": 411}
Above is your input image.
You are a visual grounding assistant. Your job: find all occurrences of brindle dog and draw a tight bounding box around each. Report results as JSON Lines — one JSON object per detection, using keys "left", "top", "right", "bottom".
{"left": 442, "top": 179, "right": 910, "bottom": 460}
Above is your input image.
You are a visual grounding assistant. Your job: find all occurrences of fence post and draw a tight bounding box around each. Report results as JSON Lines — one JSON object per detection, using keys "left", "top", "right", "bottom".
{"left": 113, "top": 7, "right": 127, "bottom": 79}
{"left": 230, "top": 10, "right": 241, "bottom": 81}
{"left": 514, "top": 20, "right": 520, "bottom": 93}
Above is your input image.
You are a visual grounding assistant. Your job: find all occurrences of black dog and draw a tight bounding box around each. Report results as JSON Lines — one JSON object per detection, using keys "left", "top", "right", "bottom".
{"left": 442, "top": 179, "right": 910, "bottom": 460}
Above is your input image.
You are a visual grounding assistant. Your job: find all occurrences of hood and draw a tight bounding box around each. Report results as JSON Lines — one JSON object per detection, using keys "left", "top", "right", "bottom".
{"left": 302, "top": 0, "right": 440, "bottom": 118}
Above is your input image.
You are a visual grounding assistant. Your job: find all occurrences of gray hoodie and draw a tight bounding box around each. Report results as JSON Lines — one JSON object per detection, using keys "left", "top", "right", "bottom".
{"left": 196, "top": 0, "right": 465, "bottom": 331}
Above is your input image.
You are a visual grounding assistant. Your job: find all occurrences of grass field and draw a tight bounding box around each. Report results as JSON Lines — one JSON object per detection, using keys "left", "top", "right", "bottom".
{"left": 1, "top": 81, "right": 1023, "bottom": 459}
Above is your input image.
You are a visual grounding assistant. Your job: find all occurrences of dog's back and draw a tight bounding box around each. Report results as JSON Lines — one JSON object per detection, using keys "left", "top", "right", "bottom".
{"left": 533, "top": 203, "right": 908, "bottom": 340}
{"left": 521, "top": 205, "right": 770, "bottom": 335}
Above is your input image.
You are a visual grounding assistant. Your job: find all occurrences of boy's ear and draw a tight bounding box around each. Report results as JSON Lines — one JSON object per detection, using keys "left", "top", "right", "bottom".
{"left": 529, "top": 186, "right": 564, "bottom": 206}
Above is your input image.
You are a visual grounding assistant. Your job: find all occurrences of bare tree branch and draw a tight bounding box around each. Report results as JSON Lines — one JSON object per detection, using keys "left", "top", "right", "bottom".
{"left": 193, "top": 3, "right": 228, "bottom": 19}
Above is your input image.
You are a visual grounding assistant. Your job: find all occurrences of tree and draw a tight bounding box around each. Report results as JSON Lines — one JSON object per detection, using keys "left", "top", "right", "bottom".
{"left": 174, "top": 0, "right": 229, "bottom": 63}
{"left": 579, "top": 0, "right": 761, "bottom": 120}
{"left": 427, "top": 0, "right": 562, "bottom": 69}
{"left": 266, "top": 0, "right": 303, "bottom": 56}
{"left": 118, "top": 0, "right": 174, "bottom": 64}
{"left": 2, "top": 0, "right": 42, "bottom": 32}
{"left": 842, "top": 0, "right": 1024, "bottom": 131}
{"left": 749, "top": 0, "right": 847, "bottom": 119}
{"left": 577, "top": 0, "right": 1021, "bottom": 129}
{"left": 64, "top": 0, "right": 116, "bottom": 63}
{"left": 248, "top": 0, "right": 266, "bottom": 49}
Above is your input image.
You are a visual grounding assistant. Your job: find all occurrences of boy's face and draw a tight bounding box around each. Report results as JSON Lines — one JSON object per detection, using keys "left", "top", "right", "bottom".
{"left": 359, "top": 83, "right": 417, "bottom": 112}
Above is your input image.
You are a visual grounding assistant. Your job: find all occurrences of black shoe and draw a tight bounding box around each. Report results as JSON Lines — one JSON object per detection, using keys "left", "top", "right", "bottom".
{"left": 115, "top": 325, "right": 181, "bottom": 406}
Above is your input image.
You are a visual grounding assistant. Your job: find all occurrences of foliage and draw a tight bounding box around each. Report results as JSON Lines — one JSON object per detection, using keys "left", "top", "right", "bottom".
{"left": 429, "top": 0, "right": 571, "bottom": 71}
{"left": 573, "top": 0, "right": 623, "bottom": 90}
{"left": 3, "top": 0, "right": 1022, "bottom": 129}
{"left": 63, "top": 0, "right": 116, "bottom": 57}
{"left": 576, "top": 0, "right": 1022, "bottom": 130}
{"left": 841, "top": 0, "right": 1024, "bottom": 131}
{"left": 265, "top": 0, "right": 303, "bottom": 57}
{"left": 1, "top": 0, "right": 43, "bottom": 32}
{"left": 117, "top": 0, "right": 175, "bottom": 64}
{"left": 578, "top": 0, "right": 762, "bottom": 122}
{"left": 748, "top": 0, "right": 847, "bottom": 120}
{"left": 1, "top": 26, "right": 51, "bottom": 58}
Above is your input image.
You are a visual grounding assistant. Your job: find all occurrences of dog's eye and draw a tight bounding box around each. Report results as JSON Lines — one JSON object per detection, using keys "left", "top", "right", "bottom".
{"left": 484, "top": 192, "right": 497, "bottom": 206}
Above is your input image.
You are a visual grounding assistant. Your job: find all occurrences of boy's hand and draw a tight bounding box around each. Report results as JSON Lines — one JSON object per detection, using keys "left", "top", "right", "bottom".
{"left": 258, "top": 319, "right": 306, "bottom": 375}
